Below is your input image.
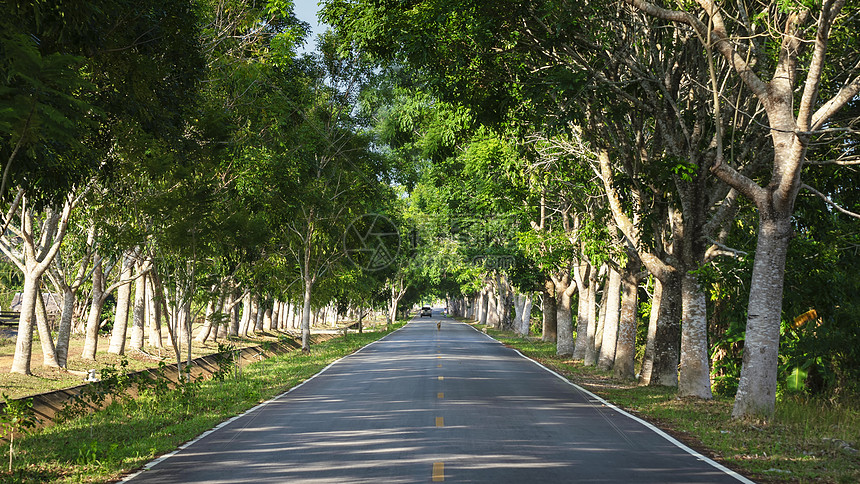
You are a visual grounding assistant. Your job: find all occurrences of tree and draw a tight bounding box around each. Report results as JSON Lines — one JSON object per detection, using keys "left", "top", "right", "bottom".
{"left": 625, "top": 0, "right": 860, "bottom": 418}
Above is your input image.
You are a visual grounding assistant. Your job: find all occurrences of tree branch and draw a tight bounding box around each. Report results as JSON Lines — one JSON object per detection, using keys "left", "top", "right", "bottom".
{"left": 801, "top": 183, "right": 860, "bottom": 219}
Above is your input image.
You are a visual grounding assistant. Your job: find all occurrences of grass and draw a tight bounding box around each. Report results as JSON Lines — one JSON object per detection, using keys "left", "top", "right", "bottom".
{"left": 479, "top": 323, "right": 859, "bottom": 484}
{"left": 0, "top": 332, "right": 276, "bottom": 400}
{"left": 0, "top": 320, "right": 394, "bottom": 399}
{"left": 2, "top": 323, "right": 404, "bottom": 483}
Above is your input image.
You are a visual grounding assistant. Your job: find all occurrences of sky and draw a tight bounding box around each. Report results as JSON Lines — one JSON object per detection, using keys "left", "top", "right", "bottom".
{"left": 293, "top": 0, "right": 327, "bottom": 53}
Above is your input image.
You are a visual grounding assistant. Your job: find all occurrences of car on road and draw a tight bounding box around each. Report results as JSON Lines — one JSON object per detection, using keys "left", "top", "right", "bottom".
{"left": 420, "top": 306, "right": 432, "bottom": 317}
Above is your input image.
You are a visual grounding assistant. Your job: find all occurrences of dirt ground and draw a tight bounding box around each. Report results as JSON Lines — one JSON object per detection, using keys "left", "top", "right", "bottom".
{"left": 0, "top": 325, "right": 282, "bottom": 400}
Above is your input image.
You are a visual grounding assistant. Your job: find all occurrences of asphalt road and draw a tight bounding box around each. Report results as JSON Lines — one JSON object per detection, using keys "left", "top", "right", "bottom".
{"left": 124, "top": 311, "right": 752, "bottom": 483}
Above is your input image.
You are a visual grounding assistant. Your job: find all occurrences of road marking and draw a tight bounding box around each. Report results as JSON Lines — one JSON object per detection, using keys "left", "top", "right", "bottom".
{"left": 437, "top": 364, "right": 442, "bottom": 368}
{"left": 435, "top": 416, "right": 444, "bottom": 427}
{"left": 468, "top": 323, "right": 757, "bottom": 484}
{"left": 432, "top": 462, "right": 444, "bottom": 481}
{"left": 120, "top": 322, "right": 414, "bottom": 482}
{"left": 437, "top": 355, "right": 442, "bottom": 358}
{"left": 437, "top": 392, "right": 444, "bottom": 399}
{"left": 438, "top": 376, "right": 444, "bottom": 380}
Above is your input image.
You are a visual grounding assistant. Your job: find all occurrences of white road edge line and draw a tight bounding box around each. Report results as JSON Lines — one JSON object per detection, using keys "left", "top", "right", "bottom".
{"left": 120, "top": 323, "right": 410, "bottom": 482}
{"left": 467, "top": 323, "right": 756, "bottom": 484}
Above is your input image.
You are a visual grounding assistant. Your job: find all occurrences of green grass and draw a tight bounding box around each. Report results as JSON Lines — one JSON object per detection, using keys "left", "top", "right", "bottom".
{"left": 481, "top": 323, "right": 860, "bottom": 484}
{"left": 3, "top": 325, "right": 403, "bottom": 483}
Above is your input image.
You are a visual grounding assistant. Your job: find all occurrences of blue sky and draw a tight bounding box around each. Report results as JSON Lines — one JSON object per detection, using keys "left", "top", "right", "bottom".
{"left": 293, "top": 0, "right": 327, "bottom": 53}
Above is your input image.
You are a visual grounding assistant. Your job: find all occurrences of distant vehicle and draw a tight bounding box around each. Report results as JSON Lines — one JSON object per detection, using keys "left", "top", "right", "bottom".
{"left": 420, "top": 306, "right": 432, "bottom": 317}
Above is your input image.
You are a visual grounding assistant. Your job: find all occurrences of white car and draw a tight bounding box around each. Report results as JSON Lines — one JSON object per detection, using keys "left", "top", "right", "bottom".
{"left": 420, "top": 307, "right": 432, "bottom": 317}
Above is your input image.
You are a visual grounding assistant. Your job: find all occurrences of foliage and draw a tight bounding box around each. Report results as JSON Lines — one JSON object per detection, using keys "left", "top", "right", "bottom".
{"left": 1, "top": 393, "right": 40, "bottom": 472}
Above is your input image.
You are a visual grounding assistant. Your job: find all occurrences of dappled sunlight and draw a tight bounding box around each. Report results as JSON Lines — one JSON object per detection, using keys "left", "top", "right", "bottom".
{"left": 126, "top": 321, "right": 744, "bottom": 483}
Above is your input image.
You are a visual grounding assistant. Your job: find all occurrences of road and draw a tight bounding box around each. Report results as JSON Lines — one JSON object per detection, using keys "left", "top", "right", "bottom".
{"left": 124, "top": 311, "right": 751, "bottom": 483}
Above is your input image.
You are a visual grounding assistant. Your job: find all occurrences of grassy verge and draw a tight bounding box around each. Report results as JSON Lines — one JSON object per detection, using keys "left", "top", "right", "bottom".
{"left": 3, "top": 324, "right": 404, "bottom": 483}
{"left": 477, "top": 323, "right": 859, "bottom": 484}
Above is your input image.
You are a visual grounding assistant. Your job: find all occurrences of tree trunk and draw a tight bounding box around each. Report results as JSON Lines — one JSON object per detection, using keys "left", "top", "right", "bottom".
{"left": 196, "top": 299, "right": 216, "bottom": 343}
{"left": 679, "top": 271, "right": 713, "bottom": 398}
{"left": 732, "top": 216, "right": 791, "bottom": 418}
{"left": 271, "top": 300, "right": 280, "bottom": 330}
{"left": 10, "top": 274, "right": 39, "bottom": 374}
{"left": 286, "top": 301, "right": 295, "bottom": 330}
{"left": 496, "top": 277, "right": 514, "bottom": 331}
{"left": 108, "top": 257, "right": 133, "bottom": 355}
{"left": 542, "top": 278, "right": 557, "bottom": 342}
{"left": 147, "top": 275, "right": 162, "bottom": 349}
{"left": 55, "top": 287, "right": 76, "bottom": 367}
{"left": 639, "top": 273, "right": 681, "bottom": 386}
{"left": 487, "top": 287, "right": 499, "bottom": 328}
{"left": 81, "top": 261, "right": 106, "bottom": 360}
{"left": 598, "top": 268, "right": 622, "bottom": 371}
{"left": 614, "top": 267, "right": 640, "bottom": 379}
{"left": 554, "top": 275, "right": 576, "bottom": 356}
{"left": 228, "top": 290, "right": 239, "bottom": 336}
{"left": 594, "top": 283, "right": 608, "bottom": 358}
{"left": 33, "top": 286, "right": 59, "bottom": 367}
{"left": 583, "top": 272, "right": 600, "bottom": 366}
{"left": 239, "top": 292, "right": 252, "bottom": 336}
{"left": 129, "top": 268, "right": 147, "bottom": 351}
{"left": 479, "top": 286, "right": 489, "bottom": 326}
{"left": 301, "top": 279, "right": 313, "bottom": 351}
{"left": 520, "top": 294, "right": 533, "bottom": 336}
{"left": 263, "top": 303, "right": 273, "bottom": 331}
{"left": 7, "top": 201, "right": 76, "bottom": 374}
{"left": 572, "top": 263, "right": 591, "bottom": 360}
{"left": 253, "top": 296, "right": 264, "bottom": 332}
{"left": 513, "top": 293, "right": 525, "bottom": 336}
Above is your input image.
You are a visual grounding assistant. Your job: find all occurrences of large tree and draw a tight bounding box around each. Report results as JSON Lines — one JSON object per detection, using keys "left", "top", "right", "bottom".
{"left": 625, "top": 0, "right": 860, "bottom": 418}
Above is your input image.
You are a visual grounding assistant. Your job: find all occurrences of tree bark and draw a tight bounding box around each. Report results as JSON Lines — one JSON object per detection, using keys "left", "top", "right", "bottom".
{"left": 34, "top": 285, "right": 59, "bottom": 367}
{"left": 479, "top": 286, "right": 489, "bottom": 326}
{"left": 228, "top": 290, "right": 239, "bottom": 336}
{"left": 271, "top": 300, "right": 280, "bottom": 330}
{"left": 81, "top": 260, "right": 105, "bottom": 360}
{"left": 195, "top": 299, "right": 216, "bottom": 343}
{"left": 108, "top": 256, "right": 133, "bottom": 355}
{"left": 679, "top": 271, "right": 713, "bottom": 397}
{"left": 239, "top": 292, "right": 252, "bottom": 336}
{"left": 732, "top": 216, "right": 791, "bottom": 417}
{"left": 594, "top": 283, "right": 608, "bottom": 358}
{"left": 301, "top": 278, "right": 313, "bottom": 351}
{"left": 614, "top": 267, "right": 641, "bottom": 379}
{"left": 583, "top": 270, "right": 600, "bottom": 366}
{"left": 520, "top": 294, "right": 533, "bottom": 336}
{"left": 253, "top": 296, "right": 263, "bottom": 332}
{"left": 513, "top": 293, "right": 525, "bottom": 336}
{"left": 598, "top": 268, "right": 622, "bottom": 371}
{"left": 7, "top": 201, "right": 76, "bottom": 374}
{"left": 542, "top": 278, "right": 557, "bottom": 342}
{"left": 640, "top": 273, "right": 681, "bottom": 386}
{"left": 55, "top": 286, "right": 76, "bottom": 367}
{"left": 147, "top": 275, "right": 162, "bottom": 349}
{"left": 129, "top": 268, "right": 147, "bottom": 351}
{"left": 572, "top": 261, "right": 592, "bottom": 360}
{"left": 486, "top": 286, "right": 499, "bottom": 328}
{"left": 553, "top": 273, "right": 577, "bottom": 356}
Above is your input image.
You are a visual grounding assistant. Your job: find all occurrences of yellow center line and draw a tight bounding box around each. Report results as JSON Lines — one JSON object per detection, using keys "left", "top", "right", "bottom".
{"left": 437, "top": 392, "right": 444, "bottom": 399}
{"left": 432, "top": 462, "right": 444, "bottom": 481}
{"left": 435, "top": 416, "right": 444, "bottom": 427}
{"left": 438, "top": 376, "right": 444, "bottom": 381}
{"left": 437, "top": 364, "right": 442, "bottom": 368}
